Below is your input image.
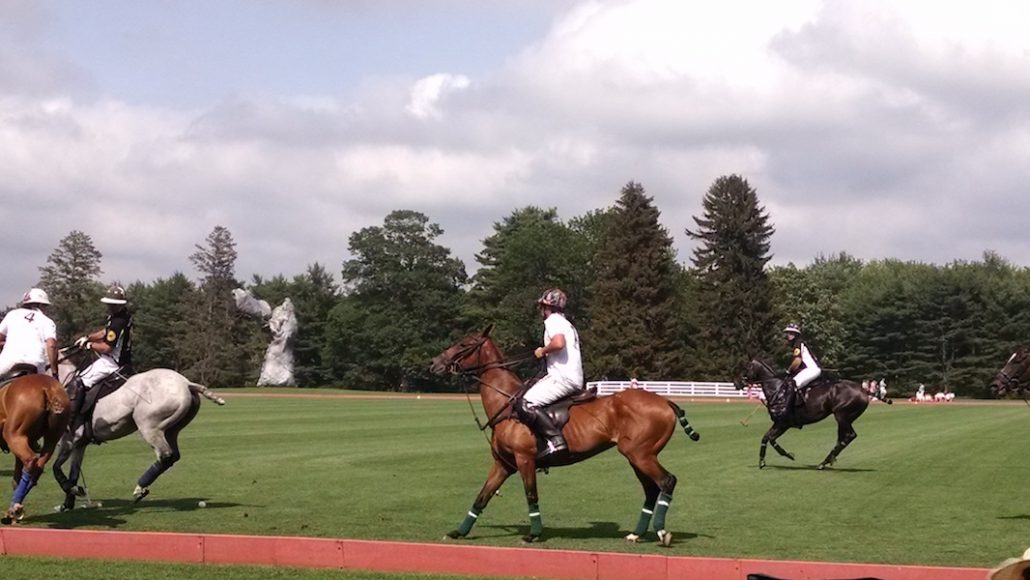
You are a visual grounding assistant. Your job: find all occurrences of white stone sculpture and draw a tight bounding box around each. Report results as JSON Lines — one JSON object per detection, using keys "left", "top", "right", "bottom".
{"left": 234, "top": 288, "right": 297, "bottom": 387}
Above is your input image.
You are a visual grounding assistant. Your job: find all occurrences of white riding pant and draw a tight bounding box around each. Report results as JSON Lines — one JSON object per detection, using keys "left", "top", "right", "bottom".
{"left": 523, "top": 375, "right": 582, "bottom": 407}
{"left": 79, "top": 355, "right": 120, "bottom": 388}
{"left": 0, "top": 355, "right": 45, "bottom": 376}
{"left": 795, "top": 367, "right": 822, "bottom": 389}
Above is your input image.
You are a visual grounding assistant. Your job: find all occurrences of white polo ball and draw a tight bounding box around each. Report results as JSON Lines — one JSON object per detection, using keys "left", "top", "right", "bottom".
{"left": 198, "top": 501, "right": 207, "bottom": 508}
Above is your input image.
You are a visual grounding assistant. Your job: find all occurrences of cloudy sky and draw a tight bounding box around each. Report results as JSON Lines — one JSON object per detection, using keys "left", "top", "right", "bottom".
{"left": 3, "top": 0, "right": 1030, "bottom": 302}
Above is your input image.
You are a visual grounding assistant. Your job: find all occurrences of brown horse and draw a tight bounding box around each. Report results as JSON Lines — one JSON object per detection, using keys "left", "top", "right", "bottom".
{"left": 0, "top": 373, "right": 71, "bottom": 524}
{"left": 991, "top": 346, "right": 1030, "bottom": 397}
{"left": 735, "top": 359, "right": 882, "bottom": 470}
{"left": 429, "top": 325, "right": 700, "bottom": 546}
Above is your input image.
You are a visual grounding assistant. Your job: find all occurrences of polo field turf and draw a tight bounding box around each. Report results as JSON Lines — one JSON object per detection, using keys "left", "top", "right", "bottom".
{"left": 5, "top": 393, "right": 1027, "bottom": 570}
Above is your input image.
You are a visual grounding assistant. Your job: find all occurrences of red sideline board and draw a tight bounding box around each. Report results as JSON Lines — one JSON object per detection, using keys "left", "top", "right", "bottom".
{"left": 0, "top": 527, "right": 989, "bottom": 580}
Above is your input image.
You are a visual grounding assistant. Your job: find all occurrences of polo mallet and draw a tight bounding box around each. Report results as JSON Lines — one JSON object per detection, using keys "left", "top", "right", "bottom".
{"left": 739, "top": 403, "right": 763, "bottom": 427}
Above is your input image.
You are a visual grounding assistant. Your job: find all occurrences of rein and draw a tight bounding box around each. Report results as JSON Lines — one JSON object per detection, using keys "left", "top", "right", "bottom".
{"left": 457, "top": 352, "right": 538, "bottom": 431}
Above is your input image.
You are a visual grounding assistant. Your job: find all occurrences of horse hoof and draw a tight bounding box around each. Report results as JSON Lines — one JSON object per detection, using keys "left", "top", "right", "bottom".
{"left": 133, "top": 485, "right": 150, "bottom": 503}
{"left": 657, "top": 529, "right": 673, "bottom": 547}
{"left": 521, "top": 534, "right": 539, "bottom": 544}
{"left": 445, "top": 530, "right": 464, "bottom": 540}
{"left": 625, "top": 533, "right": 641, "bottom": 543}
{"left": 786, "top": 453, "right": 795, "bottom": 461}
{"left": 817, "top": 463, "right": 828, "bottom": 470}
{"left": 689, "top": 432, "right": 700, "bottom": 441}
{"left": 758, "top": 461, "right": 766, "bottom": 469}
{"left": 73, "top": 486, "right": 87, "bottom": 497}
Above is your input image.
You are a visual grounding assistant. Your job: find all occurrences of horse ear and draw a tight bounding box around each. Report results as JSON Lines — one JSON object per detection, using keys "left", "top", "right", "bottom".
{"left": 482, "top": 323, "right": 495, "bottom": 337}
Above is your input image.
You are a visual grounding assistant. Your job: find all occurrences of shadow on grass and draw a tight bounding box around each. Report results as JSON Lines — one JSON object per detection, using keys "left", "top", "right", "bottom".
{"left": 997, "top": 514, "right": 1030, "bottom": 520}
{"left": 24, "top": 497, "right": 253, "bottom": 530}
{"left": 763, "top": 464, "right": 877, "bottom": 473}
{"left": 478, "top": 521, "right": 713, "bottom": 544}
{"left": 0, "top": 468, "right": 13, "bottom": 478}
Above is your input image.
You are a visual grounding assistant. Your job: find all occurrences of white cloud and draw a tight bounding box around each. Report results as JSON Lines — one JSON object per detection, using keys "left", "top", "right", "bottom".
{"left": 405, "top": 73, "right": 471, "bottom": 119}
{"left": 4, "top": 0, "right": 1030, "bottom": 303}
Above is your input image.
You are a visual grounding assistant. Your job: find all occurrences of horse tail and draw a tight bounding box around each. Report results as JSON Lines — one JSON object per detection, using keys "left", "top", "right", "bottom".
{"left": 187, "top": 382, "right": 226, "bottom": 406}
{"left": 667, "top": 401, "right": 701, "bottom": 442}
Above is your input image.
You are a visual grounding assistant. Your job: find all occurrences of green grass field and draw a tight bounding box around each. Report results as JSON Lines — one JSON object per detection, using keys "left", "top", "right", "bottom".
{"left": 6, "top": 394, "right": 1028, "bottom": 570}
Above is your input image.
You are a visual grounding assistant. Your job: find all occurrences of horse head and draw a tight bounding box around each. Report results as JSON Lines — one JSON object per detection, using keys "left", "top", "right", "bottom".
{"left": 430, "top": 324, "right": 497, "bottom": 376}
{"left": 734, "top": 358, "right": 778, "bottom": 390}
{"left": 992, "top": 347, "right": 1030, "bottom": 397}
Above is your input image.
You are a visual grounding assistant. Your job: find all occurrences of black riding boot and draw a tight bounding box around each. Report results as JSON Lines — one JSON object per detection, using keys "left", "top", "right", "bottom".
{"left": 531, "top": 407, "right": 568, "bottom": 458}
{"left": 67, "top": 378, "right": 87, "bottom": 438}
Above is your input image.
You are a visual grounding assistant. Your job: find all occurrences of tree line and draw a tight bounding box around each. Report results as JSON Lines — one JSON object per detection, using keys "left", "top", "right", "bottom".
{"left": 24, "top": 176, "right": 1030, "bottom": 396}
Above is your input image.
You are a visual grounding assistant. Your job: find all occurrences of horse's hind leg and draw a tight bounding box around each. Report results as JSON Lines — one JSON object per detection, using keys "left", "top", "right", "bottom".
{"left": 133, "top": 426, "right": 182, "bottom": 501}
{"left": 625, "top": 464, "right": 660, "bottom": 543}
{"left": 448, "top": 459, "right": 513, "bottom": 539}
{"left": 2, "top": 432, "right": 39, "bottom": 523}
{"left": 818, "top": 418, "right": 858, "bottom": 470}
{"left": 626, "top": 455, "right": 677, "bottom": 547}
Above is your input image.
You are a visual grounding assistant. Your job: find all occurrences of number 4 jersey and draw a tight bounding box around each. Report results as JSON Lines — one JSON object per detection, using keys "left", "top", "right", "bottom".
{"left": 0, "top": 307, "right": 57, "bottom": 370}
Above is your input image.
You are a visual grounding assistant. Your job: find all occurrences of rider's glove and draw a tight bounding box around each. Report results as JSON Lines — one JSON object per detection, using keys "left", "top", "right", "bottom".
{"left": 74, "top": 336, "right": 89, "bottom": 349}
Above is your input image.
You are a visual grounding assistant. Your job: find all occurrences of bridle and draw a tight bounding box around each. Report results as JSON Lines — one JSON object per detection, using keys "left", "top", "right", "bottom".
{"left": 440, "top": 336, "right": 537, "bottom": 431}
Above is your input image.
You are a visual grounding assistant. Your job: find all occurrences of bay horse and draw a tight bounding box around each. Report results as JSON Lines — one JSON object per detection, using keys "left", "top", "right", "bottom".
{"left": 429, "top": 325, "right": 700, "bottom": 546}
{"left": 735, "top": 359, "right": 883, "bottom": 470}
{"left": 52, "top": 358, "right": 225, "bottom": 511}
{"left": 0, "top": 373, "right": 71, "bottom": 524}
{"left": 991, "top": 346, "right": 1030, "bottom": 397}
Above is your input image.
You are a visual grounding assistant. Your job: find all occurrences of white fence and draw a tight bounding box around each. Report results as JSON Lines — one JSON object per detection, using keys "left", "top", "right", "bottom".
{"left": 587, "top": 380, "right": 762, "bottom": 399}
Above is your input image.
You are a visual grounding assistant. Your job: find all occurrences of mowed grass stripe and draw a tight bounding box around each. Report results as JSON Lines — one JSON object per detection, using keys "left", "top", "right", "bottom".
{"left": 11, "top": 396, "right": 1029, "bottom": 568}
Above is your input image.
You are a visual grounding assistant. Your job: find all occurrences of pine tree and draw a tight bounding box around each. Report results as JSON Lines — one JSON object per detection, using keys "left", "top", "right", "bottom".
{"left": 38, "top": 230, "right": 106, "bottom": 339}
{"left": 179, "top": 226, "right": 249, "bottom": 387}
{"left": 687, "top": 175, "right": 776, "bottom": 379}
{"left": 586, "top": 182, "right": 686, "bottom": 379}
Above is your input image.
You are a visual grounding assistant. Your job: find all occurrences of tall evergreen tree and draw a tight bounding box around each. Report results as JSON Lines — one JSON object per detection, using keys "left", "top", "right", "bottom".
{"left": 179, "top": 225, "right": 249, "bottom": 387}
{"left": 324, "top": 210, "right": 466, "bottom": 390}
{"left": 586, "top": 182, "right": 686, "bottom": 379}
{"left": 687, "top": 175, "right": 776, "bottom": 379}
{"left": 128, "top": 273, "right": 195, "bottom": 372}
{"left": 38, "top": 230, "right": 106, "bottom": 339}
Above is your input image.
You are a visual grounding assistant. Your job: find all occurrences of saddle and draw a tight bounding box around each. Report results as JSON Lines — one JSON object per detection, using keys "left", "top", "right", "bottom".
{"left": 0, "top": 363, "right": 39, "bottom": 385}
{"left": 512, "top": 386, "right": 597, "bottom": 434}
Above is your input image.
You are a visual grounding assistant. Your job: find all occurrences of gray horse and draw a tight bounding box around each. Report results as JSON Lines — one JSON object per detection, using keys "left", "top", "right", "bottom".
{"left": 53, "top": 367, "right": 225, "bottom": 510}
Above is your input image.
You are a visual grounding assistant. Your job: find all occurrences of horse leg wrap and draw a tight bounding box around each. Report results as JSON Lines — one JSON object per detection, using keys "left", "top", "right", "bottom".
{"left": 652, "top": 492, "right": 673, "bottom": 533}
{"left": 457, "top": 505, "right": 482, "bottom": 536}
{"left": 11, "top": 471, "right": 36, "bottom": 505}
{"left": 138, "top": 457, "right": 175, "bottom": 489}
{"left": 527, "top": 501, "right": 543, "bottom": 537}
{"left": 633, "top": 504, "right": 655, "bottom": 537}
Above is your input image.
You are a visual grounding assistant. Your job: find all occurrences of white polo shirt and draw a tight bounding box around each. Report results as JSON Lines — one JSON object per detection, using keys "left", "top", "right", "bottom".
{"left": 0, "top": 307, "right": 57, "bottom": 369}
{"left": 543, "top": 312, "right": 583, "bottom": 388}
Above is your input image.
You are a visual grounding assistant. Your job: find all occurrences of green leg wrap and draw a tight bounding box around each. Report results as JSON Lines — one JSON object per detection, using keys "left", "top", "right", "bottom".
{"left": 652, "top": 492, "right": 673, "bottom": 532}
{"left": 457, "top": 506, "right": 482, "bottom": 536}
{"left": 528, "top": 502, "right": 543, "bottom": 537}
{"left": 633, "top": 506, "right": 654, "bottom": 537}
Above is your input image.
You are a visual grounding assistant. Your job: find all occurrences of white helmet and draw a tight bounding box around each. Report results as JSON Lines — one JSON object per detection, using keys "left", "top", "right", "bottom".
{"left": 22, "top": 288, "right": 51, "bottom": 306}
{"left": 783, "top": 323, "right": 802, "bottom": 335}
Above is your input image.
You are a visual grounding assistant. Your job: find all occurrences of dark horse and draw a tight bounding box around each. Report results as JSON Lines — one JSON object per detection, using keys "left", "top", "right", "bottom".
{"left": 430, "top": 326, "right": 700, "bottom": 546}
{"left": 735, "top": 359, "right": 884, "bottom": 470}
{"left": 0, "top": 372, "right": 71, "bottom": 524}
{"left": 991, "top": 346, "right": 1030, "bottom": 397}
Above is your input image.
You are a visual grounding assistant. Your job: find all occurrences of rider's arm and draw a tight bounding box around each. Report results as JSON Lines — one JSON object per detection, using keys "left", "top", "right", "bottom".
{"left": 535, "top": 333, "right": 566, "bottom": 359}
{"left": 787, "top": 348, "right": 802, "bottom": 373}
{"left": 46, "top": 337, "right": 59, "bottom": 377}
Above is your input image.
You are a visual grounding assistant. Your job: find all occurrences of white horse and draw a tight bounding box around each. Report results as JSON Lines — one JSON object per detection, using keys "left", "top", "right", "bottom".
{"left": 53, "top": 363, "right": 225, "bottom": 511}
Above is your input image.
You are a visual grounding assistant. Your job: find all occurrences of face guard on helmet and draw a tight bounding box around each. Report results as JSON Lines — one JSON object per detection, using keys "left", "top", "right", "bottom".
{"left": 783, "top": 323, "right": 802, "bottom": 336}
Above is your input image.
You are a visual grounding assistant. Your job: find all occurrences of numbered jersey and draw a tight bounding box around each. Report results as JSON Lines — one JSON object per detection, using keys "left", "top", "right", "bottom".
{"left": 0, "top": 307, "right": 57, "bottom": 368}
